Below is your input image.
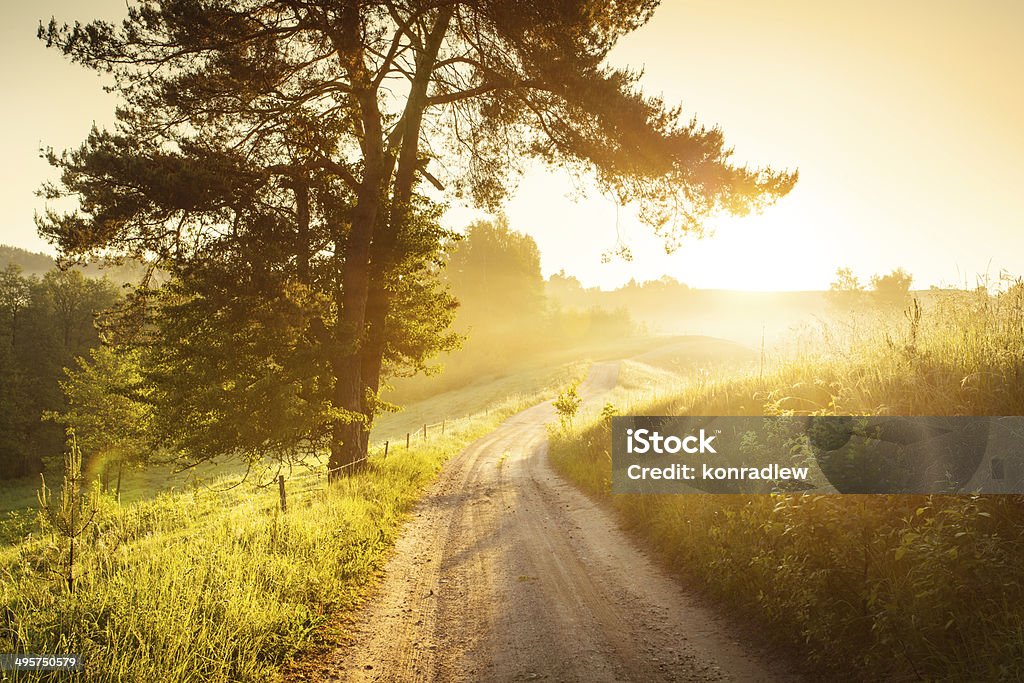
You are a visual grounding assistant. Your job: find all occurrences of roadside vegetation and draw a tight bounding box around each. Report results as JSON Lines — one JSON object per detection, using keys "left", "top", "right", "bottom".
{"left": 0, "top": 385, "right": 565, "bottom": 682}
{"left": 550, "top": 285, "right": 1024, "bottom": 681}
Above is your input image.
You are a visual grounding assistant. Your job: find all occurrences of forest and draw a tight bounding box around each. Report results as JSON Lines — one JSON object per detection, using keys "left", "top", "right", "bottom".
{"left": 0, "top": 265, "right": 118, "bottom": 478}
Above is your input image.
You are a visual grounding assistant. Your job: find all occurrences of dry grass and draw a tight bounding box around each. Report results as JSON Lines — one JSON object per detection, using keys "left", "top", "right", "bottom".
{"left": 551, "top": 288, "right": 1024, "bottom": 680}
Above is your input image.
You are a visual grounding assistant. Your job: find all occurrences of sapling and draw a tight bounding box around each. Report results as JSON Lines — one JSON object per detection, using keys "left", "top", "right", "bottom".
{"left": 37, "top": 433, "right": 100, "bottom": 593}
{"left": 553, "top": 384, "right": 583, "bottom": 431}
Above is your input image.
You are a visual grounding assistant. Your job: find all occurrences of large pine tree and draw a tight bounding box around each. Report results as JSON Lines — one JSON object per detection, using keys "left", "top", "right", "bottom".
{"left": 39, "top": 0, "right": 796, "bottom": 476}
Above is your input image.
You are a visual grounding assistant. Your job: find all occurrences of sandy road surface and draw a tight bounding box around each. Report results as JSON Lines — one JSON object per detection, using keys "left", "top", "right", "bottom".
{"left": 314, "top": 362, "right": 800, "bottom": 682}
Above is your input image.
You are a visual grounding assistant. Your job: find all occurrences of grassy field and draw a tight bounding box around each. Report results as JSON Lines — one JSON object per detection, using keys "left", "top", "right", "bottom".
{"left": 0, "top": 357, "right": 591, "bottom": 520}
{"left": 550, "top": 289, "right": 1024, "bottom": 681}
{"left": 0, "top": 363, "right": 586, "bottom": 682}
{"left": 0, "top": 333, "right": 687, "bottom": 519}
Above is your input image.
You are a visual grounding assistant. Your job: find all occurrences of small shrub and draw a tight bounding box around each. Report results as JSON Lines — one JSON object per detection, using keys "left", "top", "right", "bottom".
{"left": 553, "top": 384, "right": 582, "bottom": 429}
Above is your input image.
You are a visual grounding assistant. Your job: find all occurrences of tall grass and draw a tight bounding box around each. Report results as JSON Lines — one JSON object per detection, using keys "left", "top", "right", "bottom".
{"left": 0, "top": 388, "right": 551, "bottom": 682}
{"left": 551, "top": 289, "right": 1024, "bottom": 681}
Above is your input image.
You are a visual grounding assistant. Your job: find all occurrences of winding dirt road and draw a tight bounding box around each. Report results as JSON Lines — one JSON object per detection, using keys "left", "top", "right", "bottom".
{"left": 315, "top": 362, "right": 800, "bottom": 682}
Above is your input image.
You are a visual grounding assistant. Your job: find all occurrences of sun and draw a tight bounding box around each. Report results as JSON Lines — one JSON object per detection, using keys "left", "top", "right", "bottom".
{"left": 663, "top": 199, "right": 834, "bottom": 292}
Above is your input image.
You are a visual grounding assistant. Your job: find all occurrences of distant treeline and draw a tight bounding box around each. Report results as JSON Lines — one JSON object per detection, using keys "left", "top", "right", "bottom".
{"left": 387, "top": 219, "right": 635, "bottom": 402}
{"left": 0, "top": 245, "right": 156, "bottom": 286}
{"left": 0, "top": 236, "right": 960, "bottom": 481}
{"left": 548, "top": 272, "right": 832, "bottom": 344}
{"left": 0, "top": 266, "right": 119, "bottom": 478}
{"left": 546, "top": 267, "right": 961, "bottom": 346}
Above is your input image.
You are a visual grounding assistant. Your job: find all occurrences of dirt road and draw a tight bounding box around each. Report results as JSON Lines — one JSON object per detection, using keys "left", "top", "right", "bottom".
{"left": 317, "top": 362, "right": 799, "bottom": 682}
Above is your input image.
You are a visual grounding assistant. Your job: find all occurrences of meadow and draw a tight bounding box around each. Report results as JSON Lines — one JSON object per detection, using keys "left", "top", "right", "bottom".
{"left": 550, "top": 287, "right": 1024, "bottom": 681}
{"left": 0, "top": 368, "right": 582, "bottom": 682}
{"left": 0, "top": 357, "right": 591, "bottom": 518}
{"left": 5, "top": 282, "right": 1024, "bottom": 681}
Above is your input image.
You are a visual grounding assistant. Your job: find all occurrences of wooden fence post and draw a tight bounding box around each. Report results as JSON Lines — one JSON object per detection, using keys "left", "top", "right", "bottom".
{"left": 278, "top": 475, "right": 287, "bottom": 513}
{"left": 406, "top": 432, "right": 410, "bottom": 449}
{"left": 423, "top": 423, "right": 427, "bottom": 441}
{"left": 384, "top": 440, "right": 389, "bottom": 459}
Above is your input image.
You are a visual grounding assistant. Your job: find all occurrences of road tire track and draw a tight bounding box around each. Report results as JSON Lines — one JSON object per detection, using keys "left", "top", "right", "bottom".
{"left": 312, "top": 362, "right": 801, "bottom": 682}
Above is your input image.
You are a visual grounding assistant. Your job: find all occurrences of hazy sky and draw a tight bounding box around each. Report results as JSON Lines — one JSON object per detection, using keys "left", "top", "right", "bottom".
{"left": 2, "top": 1, "right": 1022, "bottom": 290}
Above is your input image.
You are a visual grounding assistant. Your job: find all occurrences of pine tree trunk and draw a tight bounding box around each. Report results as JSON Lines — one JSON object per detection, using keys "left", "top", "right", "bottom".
{"left": 328, "top": 419, "right": 371, "bottom": 481}
{"left": 328, "top": 356, "right": 371, "bottom": 480}
{"left": 324, "top": 10, "right": 451, "bottom": 481}
{"left": 327, "top": 103, "right": 384, "bottom": 480}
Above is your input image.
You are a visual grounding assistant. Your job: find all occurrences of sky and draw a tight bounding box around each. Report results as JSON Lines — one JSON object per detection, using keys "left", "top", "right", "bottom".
{"left": 1, "top": 1, "right": 1022, "bottom": 291}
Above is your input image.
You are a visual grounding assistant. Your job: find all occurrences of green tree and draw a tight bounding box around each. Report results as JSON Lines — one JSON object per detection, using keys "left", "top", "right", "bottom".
{"left": 0, "top": 267, "right": 118, "bottom": 479}
{"left": 828, "top": 266, "right": 865, "bottom": 309}
{"left": 446, "top": 217, "right": 546, "bottom": 344}
{"left": 49, "top": 345, "right": 153, "bottom": 499}
{"left": 546, "top": 270, "right": 590, "bottom": 310}
{"left": 870, "top": 268, "right": 913, "bottom": 307}
{"left": 39, "top": 0, "right": 795, "bottom": 476}
{"left": 0, "top": 265, "right": 32, "bottom": 347}
{"left": 41, "top": 270, "right": 119, "bottom": 359}
{"left": 131, "top": 201, "right": 459, "bottom": 472}
{"left": 553, "top": 383, "right": 582, "bottom": 430}
{"left": 830, "top": 267, "right": 862, "bottom": 293}
{"left": 0, "top": 267, "right": 45, "bottom": 476}
{"left": 36, "top": 434, "right": 100, "bottom": 593}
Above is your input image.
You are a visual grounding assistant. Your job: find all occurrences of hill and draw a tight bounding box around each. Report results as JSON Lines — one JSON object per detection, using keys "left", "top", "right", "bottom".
{"left": 0, "top": 244, "right": 155, "bottom": 286}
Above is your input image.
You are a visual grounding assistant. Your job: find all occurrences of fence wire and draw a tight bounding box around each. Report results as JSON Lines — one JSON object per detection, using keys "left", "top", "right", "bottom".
{"left": 272, "top": 406, "right": 499, "bottom": 507}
